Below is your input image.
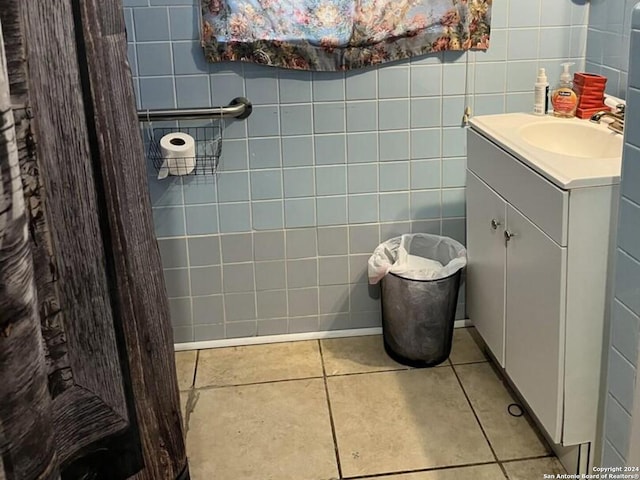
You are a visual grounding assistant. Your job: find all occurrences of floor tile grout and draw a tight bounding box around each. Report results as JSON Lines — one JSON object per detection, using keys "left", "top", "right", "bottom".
{"left": 188, "top": 356, "right": 483, "bottom": 391}
{"left": 333, "top": 366, "right": 411, "bottom": 375}
{"left": 500, "top": 453, "right": 557, "bottom": 464}
{"left": 191, "top": 349, "right": 199, "bottom": 389}
{"left": 475, "top": 359, "right": 558, "bottom": 460}
{"left": 192, "top": 374, "right": 326, "bottom": 391}
{"left": 318, "top": 339, "right": 344, "bottom": 479}
{"left": 451, "top": 359, "right": 490, "bottom": 366}
{"left": 449, "top": 362, "right": 510, "bottom": 479}
{"left": 448, "top": 360, "right": 558, "bottom": 477}
{"left": 339, "top": 460, "right": 503, "bottom": 479}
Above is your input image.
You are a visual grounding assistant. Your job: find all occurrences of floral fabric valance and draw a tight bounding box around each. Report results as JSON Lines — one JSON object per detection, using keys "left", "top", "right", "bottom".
{"left": 201, "top": 0, "right": 492, "bottom": 71}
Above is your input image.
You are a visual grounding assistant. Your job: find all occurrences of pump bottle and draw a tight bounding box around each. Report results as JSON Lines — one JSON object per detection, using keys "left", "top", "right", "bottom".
{"left": 551, "top": 62, "right": 578, "bottom": 118}
{"left": 534, "top": 68, "right": 549, "bottom": 115}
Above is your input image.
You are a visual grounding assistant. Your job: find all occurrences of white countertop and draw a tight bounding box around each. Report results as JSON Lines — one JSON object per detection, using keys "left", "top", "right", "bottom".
{"left": 469, "top": 113, "right": 622, "bottom": 189}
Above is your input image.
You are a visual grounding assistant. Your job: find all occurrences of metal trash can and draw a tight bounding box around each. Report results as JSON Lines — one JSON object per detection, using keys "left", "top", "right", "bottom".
{"left": 381, "top": 269, "right": 462, "bottom": 367}
{"left": 368, "top": 233, "right": 467, "bottom": 367}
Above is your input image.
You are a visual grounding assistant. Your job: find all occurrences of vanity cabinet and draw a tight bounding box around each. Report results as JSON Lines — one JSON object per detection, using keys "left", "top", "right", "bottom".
{"left": 466, "top": 128, "right": 618, "bottom": 455}
{"left": 504, "top": 202, "right": 566, "bottom": 443}
{"left": 468, "top": 172, "right": 566, "bottom": 442}
{"left": 466, "top": 173, "right": 507, "bottom": 366}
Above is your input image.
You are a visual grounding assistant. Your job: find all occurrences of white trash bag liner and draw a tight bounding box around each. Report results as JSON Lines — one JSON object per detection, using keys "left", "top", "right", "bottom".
{"left": 368, "top": 234, "right": 467, "bottom": 284}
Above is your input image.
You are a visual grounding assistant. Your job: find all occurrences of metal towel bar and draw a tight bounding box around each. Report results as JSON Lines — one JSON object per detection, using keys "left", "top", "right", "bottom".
{"left": 137, "top": 97, "right": 252, "bottom": 121}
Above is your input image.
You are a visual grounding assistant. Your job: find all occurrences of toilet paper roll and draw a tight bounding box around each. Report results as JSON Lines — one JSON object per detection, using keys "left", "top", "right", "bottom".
{"left": 159, "top": 132, "right": 196, "bottom": 177}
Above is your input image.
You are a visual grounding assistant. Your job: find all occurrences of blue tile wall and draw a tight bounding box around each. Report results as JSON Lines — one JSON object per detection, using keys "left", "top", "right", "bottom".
{"left": 315, "top": 135, "right": 346, "bottom": 165}
{"left": 127, "top": 0, "right": 590, "bottom": 341}
{"left": 601, "top": 4, "right": 640, "bottom": 468}
{"left": 586, "top": 0, "right": 638, "bottom": 98}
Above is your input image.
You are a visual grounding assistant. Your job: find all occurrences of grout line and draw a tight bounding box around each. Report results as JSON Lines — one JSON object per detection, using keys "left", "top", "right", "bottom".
{"left": 340, "top": 460, "right": 502, "bottom": 480}
{"left": 189, "top": 361, "right": 457, "bottom": 393}
{"left": 607, "top": 390, "right": 635, "bottom": 419}
{"left": 325, "top": 365, "right": 413, "bottom": 378}
{"left": 250, "top": 239, "right": 258, "bottom": 327}
{"left": 150, "top": 165, "right": 460, "bottom": 190}
{"left": 217, "top": 226, "right": 226, "bottom": 337}
{"left": 536, "top": 0, "right": 543, "bottom": 61}
{"left": 450, "top": 359, "right": 490, "bottom": 367}
{"left": 318, "top": 339, "right": 344, "bottom": 479}
{"left": 193, "top": 374, "right": 325, "bottom": 392}
{"left": 499, "top": 453, "right": 557, "bottom": 465}
{"left": 178, "top": 168, "right": 195, "bottom": 338}
{"left": 191, "top": 349, "right": 199, "bottom": 389}
{"left": 603, "top": 438, "right": 626, "bottom": 466}
{"left": 449, "top": 362, "right": 508, "bottom": 477}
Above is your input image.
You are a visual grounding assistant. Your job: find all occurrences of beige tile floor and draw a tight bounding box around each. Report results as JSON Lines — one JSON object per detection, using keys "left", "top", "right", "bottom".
{"left": 175, "top": 327, "right": 566, "bottom": 480}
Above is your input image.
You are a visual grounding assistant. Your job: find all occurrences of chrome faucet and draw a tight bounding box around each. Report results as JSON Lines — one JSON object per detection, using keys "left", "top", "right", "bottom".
{"left": 590, "top": 104, "right": 625, "bottom": 134}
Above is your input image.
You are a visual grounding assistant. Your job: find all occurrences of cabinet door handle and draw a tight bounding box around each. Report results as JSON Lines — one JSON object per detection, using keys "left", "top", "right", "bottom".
{"left": 491, "top": 219, "right": 502, "bottom": 230}
{"left": 504, "top": 230, "right": 517, "bottom": 243}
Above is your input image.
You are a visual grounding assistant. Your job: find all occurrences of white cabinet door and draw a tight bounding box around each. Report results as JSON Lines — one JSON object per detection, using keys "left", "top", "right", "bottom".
{"left": 505, "top": 205, "right": 567, "bottom": 443}
{"left": 466, "top": 171, "right": 507, "bottom": 366}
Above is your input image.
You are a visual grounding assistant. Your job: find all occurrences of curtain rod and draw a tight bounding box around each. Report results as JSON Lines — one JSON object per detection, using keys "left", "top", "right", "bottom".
{"left": 137, "top": 97, "right": 252, "bottom": 121}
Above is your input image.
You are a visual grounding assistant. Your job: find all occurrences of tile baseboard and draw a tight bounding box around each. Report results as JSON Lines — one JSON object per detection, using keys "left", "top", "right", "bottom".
{"left": 174, "top": 319, "right": 472, "bottom": 351}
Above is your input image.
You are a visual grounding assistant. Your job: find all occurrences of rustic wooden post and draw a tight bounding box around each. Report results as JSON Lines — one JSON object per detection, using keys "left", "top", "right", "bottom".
{"left": 71, "top": 1, "right": 189, "bottom": 477}
{"left": 0, "top": 23, "right": 60, "bottom": 480}
{"left": 0, "top": 0, "right": 188, "bottom": 477}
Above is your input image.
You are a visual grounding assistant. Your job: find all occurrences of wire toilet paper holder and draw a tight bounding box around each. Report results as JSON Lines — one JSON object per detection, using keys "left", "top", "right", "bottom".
{"left": 145, "top": 124, "right": 223, "bottom": 177}
{"left": 137, "top": 97, "right": 253, "bottom": 177}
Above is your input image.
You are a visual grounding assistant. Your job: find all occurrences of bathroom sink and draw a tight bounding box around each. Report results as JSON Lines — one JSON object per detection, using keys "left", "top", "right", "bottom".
{"left": 469, "top": 113, "right": 623, "bottom": 189}
{"left": 518, "top": 121, "right": 623, "bottom": 159}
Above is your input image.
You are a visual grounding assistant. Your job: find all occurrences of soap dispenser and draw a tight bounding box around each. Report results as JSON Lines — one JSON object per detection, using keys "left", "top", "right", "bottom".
{"left": 551, "top": 62, "right": 578, "bottom": 118}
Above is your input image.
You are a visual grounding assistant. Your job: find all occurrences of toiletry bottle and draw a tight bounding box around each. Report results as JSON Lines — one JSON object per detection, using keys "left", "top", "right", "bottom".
{"left": 533, "top": 68, "right": 549, "bottom": 115}
{"left": 551, "top": 62, "right": 578, "bottom": 118}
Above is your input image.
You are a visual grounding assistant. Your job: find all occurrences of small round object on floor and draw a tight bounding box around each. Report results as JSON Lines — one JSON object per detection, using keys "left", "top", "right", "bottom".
{"left": 507, "top": 403, "right": 524, "bottom": 417}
